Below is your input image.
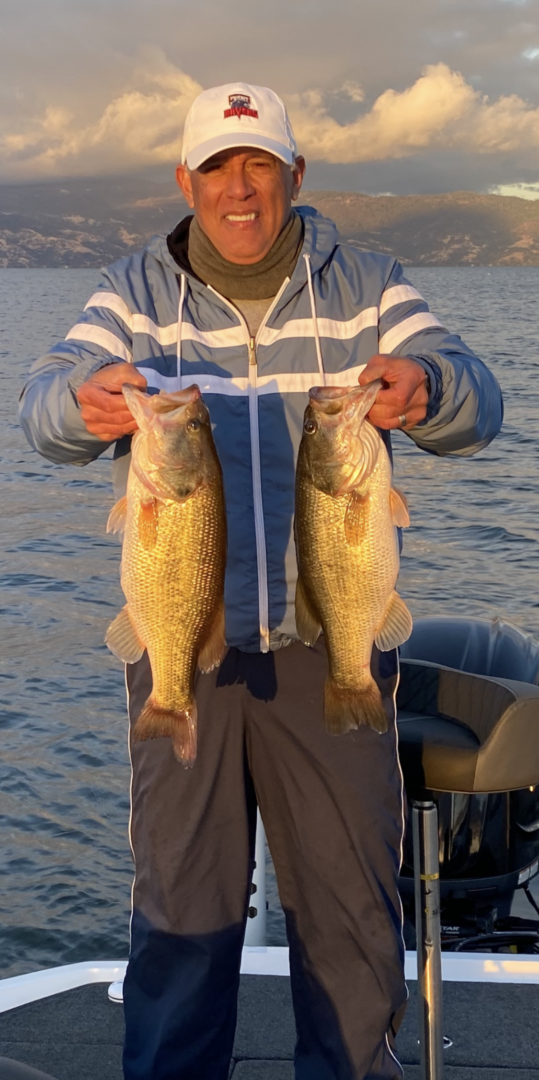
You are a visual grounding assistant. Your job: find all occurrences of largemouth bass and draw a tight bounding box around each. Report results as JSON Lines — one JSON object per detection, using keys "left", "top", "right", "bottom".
{"left": 105, "top": 384, "right": 227, "bottom": 766}
{"left": 295, "top": 381, "right": 412, "bottom": 735}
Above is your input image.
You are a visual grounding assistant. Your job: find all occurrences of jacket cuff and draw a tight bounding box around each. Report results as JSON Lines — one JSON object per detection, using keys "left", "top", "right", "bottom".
{"left": 407, "top": 355, "right": 443, "bottom": 425}
{"left": 66, "top": 356, "right": 119, "bottom": 393}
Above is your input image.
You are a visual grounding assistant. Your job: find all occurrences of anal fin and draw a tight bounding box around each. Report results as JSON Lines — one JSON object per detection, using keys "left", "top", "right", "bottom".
{"left": 295, "top": 575, "right": 321, "bottom": 647}
{"left": 374, "top": 591, "right": 413, "bottom": 652}
{"left": 105, "top": 604, "right": 145, "bottom": 663}
{"left": 198, "top": 602, "right": 226, "bottom": 673}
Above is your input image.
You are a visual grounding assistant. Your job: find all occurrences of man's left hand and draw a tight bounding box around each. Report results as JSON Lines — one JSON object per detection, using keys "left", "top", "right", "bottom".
{"left": 358, "top": 355, "right": 429, "bottom": 430}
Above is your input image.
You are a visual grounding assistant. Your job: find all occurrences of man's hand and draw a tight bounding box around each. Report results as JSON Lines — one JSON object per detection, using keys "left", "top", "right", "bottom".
{"left": 76, "top": 363, "right": 148, "bottom": 442}
{"left": 358, "top": 355, "right": 429, "bottom": 430}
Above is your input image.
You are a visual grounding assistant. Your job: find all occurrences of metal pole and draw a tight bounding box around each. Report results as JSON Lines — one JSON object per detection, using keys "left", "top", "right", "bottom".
{"left": 244, "top": 809, "right": 267, "bottom": 946}
{"left": 412, "top": 800, "right": 444, "bottom": 1080}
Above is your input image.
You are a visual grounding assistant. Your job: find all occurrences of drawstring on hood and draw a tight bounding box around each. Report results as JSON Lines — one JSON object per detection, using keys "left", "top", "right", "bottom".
{"left": 303, "top": 253, "right": 325, "bottom": 385}
{"left": 177, "top": 273, "right": 187, "bottom": 389}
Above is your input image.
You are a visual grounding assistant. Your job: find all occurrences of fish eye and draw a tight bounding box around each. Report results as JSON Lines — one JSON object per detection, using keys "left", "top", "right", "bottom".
{"left": 187, "top": 418, "right": 201, "bottom": 432}
{"left": 303, "top": 419, "right": 318, "bottom": 435}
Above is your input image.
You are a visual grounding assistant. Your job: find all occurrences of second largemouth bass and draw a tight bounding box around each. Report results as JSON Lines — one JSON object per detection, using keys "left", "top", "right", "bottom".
{"left": 105, "top": 384, "right": 227, "bottom": 766}
{"left": 295, "top": 381, "right": 412, "bottom": 735}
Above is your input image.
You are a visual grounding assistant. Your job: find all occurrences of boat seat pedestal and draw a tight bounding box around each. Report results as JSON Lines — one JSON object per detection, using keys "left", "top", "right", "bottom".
{"left": 397, "top": 648, "right": 539, "bottom": 1080}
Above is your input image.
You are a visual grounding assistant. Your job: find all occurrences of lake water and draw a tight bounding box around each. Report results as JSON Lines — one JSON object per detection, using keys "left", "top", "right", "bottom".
{"left": 1, "top": 266, "right": 539, "bottom": 976}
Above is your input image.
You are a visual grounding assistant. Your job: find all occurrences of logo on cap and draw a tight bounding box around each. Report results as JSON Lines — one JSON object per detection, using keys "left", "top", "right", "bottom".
{"left": 224, "top": 93, "right": 259, "bottom": 120}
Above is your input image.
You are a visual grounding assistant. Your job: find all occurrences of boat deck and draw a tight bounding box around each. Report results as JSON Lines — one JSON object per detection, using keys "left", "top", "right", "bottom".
{"left": 0, "top": 974, "right": 538, "bottom": 1079}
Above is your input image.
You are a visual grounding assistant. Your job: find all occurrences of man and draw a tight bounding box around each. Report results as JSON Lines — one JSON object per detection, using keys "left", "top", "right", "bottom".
{"left": 20, "top": 83, "right": 503, "bottom": 1080}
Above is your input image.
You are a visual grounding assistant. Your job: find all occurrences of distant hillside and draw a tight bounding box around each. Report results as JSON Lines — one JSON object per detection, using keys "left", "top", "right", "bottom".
{"left": 299, "top": 190, "right": 539, "bottom": 266}
{"left": 1, "top": 177, "right": 539, "bottom": 267}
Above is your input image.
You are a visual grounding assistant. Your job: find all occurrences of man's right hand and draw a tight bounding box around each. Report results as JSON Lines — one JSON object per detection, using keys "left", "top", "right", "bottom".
{"left": 76, "top": 363, "right": 148, "bottom": 442}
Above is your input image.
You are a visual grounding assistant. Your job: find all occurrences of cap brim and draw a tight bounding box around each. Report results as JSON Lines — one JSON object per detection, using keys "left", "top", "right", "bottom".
{"left": 184, "top": 132, "right": 295, "bottom": 170}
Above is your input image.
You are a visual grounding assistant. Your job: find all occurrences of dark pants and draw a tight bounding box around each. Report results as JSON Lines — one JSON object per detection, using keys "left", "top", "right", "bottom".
{"left": 123, "top": 640, "right": 406, "bottom": 1080}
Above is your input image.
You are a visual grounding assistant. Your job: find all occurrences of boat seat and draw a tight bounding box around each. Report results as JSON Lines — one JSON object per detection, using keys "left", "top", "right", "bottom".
{"left": 0, "top": 1060, "right": 59, "bottom": 1080}
{"left": 398, "top": 659, "right": 539, "bottom": 794}
{"left": 399, "top": 614, "right": 539, "bottom": 684}
{"left": 396, "top": 616, "right": 539, "bottom": 1073}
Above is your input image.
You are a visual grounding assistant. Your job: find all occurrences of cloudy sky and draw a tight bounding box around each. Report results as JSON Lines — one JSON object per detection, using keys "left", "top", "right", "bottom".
{"left": 2, "top": 0, "right": 539, "bottom": 196}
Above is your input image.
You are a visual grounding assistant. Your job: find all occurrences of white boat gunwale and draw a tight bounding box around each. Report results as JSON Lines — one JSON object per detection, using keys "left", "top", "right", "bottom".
{"left": 2, "top": 948, "right": 539, "bottom": 1015}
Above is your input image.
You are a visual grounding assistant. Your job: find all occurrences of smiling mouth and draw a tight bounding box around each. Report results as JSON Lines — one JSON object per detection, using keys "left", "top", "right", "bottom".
{"left": 224, "top": 213, "right": 259, "bottom": 222}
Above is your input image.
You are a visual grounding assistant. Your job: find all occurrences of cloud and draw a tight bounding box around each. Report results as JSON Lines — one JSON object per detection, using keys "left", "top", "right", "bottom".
{"left": 2, "top": 55, "right": 539, "bottom": 182}
{"left": 0, "top": 49, "right": 202, "bottom": 180}
{"left": 490, "top": 182, "right": 539, "bottom": 199}
{"left": 287, "top": 63, "right": 539, "bottom": 163}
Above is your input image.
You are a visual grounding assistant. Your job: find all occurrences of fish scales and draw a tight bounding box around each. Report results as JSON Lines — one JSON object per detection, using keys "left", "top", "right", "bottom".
{"left": 105, "top": 384, "right": 226, "bottom": 767}
{"left": 122, "top": 472, "right": 225, "bottom": 707}
{"left": 295, "top": 381, "right": 412, "bottom": 735}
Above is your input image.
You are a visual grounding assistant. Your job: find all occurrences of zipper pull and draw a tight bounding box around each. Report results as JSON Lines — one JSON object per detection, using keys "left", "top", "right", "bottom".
{"left": 249, "top": 337, "right": 257, "bottom": 366}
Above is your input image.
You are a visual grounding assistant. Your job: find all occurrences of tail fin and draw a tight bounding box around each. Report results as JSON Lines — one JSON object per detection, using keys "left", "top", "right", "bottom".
{"left": 132, "top": 698, "right": 197, "bottom": 768}
{"left": 324, "top": 676, "right": 388, "bottom": 735}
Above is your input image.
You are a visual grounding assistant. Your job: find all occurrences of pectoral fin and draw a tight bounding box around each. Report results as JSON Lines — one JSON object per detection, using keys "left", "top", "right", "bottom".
{"left": 105, "top": 604, "right": 145, "bottom": 663}
{"left": 106, "top": 496, "right": 128, "bottom": 536}
{"left": 295, "top": 575, "right": 321, "bottom": 647}
{"left": 138, "top": 498, "right": 160, "bottom": 550}
{"left": 389, "top": 487, "right": 410, "bottom": 528}
{"left": 344, "top": 491, "right": 369, "bottom": 546}
{"left": 374, "top": 591, "right": 413, "bottom": 652}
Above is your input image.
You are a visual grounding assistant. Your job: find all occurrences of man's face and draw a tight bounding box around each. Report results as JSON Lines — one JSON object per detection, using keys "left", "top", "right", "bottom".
{"left": 176, "top": 148, "right": 306, "bottom": 265}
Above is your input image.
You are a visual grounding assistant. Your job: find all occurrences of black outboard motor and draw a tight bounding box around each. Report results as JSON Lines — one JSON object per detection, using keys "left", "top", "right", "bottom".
{"left": 397, "top": 616, "right": 539, "bottom": 949}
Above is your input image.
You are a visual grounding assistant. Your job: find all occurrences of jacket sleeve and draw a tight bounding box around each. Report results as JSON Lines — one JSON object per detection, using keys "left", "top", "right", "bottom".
{"left": 378, "top": 260, "right": 503, "bottom": 457}
{"left": 19, "top": 276, "right": 133, "bottom": 465}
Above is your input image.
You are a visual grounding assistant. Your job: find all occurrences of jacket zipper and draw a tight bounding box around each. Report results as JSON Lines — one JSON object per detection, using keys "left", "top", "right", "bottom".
{"left": 208, "top": 279, "right": 290, "bottom": 654}
{"left": 248, "top": 334, "right": 269, "bottom": 651}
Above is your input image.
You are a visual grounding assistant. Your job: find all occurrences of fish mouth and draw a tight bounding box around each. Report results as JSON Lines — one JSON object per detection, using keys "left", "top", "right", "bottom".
{"left": 148, "top": 385, "right": 201, "bottom": 415}
{"left": 122, "top": 383, "right": 201, "bottom": 414}
{"left": 308, "top": 381, "right": 382, "bottom": 427}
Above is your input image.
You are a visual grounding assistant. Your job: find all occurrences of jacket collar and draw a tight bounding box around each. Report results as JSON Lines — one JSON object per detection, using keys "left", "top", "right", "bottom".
{"left": 152, "top": 206, "right": 338, "bottom": 279}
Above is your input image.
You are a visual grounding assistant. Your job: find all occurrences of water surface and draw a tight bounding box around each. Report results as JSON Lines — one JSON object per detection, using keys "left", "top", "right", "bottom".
{"left": 1, "top": 267, "right": 538, "bottom": 974}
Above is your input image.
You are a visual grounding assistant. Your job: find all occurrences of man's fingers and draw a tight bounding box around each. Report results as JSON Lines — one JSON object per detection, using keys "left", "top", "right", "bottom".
{"left": 366, "top": 404, "right": 425, "bottom": 431}
{"left": 76, "top": 366, "right": 148, "bottom": 439}
{"left": 78, "top": 408, "right": 139, "bottom": 440}
{"left": 358, "top": 355, "right": 429, "bottom": 428}
{"left": 87, "top": 363, "right": 147, "bottom": 392}
{"left": 367, "top": 385, "right": 427, "bottom": 429}
{"left": 91, "top": 426, "right": 139, "bottom": 442}
{"left": 374, "top": 381, "right": 428, "bottom": 410}
{"left": 79, "top": 402, "right": 138, "bottom": 426}
{"left": 77, "top": 383, "right": 134, "bottom": 414}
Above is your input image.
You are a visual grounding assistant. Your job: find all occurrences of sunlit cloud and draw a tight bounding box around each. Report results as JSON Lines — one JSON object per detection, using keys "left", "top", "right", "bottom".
{"left": 0, "top": 49, "right": 203, "bottom": 180}
{"left": 287, "top": 63, "right": 539, "bottom": 163}
{"left": 2, "top": 55, "right": 539, "bottom": 181}
{"left": 489, "top": 182, "right": 539, "bottom": 200}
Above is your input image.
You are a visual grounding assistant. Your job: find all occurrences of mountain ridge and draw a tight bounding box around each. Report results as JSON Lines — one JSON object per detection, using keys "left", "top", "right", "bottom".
{"left": 1, "top": 177, "right": 538, "bottom": 267}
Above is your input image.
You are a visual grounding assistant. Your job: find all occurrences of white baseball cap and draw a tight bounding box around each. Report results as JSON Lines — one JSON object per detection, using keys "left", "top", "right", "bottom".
{"left": 181, "top": 83, "right": 298, "bottom": 171}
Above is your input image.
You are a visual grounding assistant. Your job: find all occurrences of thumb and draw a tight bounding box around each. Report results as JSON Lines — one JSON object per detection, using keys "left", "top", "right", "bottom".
{"left": 358, "top": 354, "right": 389, "bottom": 386}
{"left": 124, "top": 372, "right": 148, "bottom": 390}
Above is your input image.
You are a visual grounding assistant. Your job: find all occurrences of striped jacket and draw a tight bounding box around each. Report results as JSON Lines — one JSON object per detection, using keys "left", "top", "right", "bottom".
{"left": 19, "top": 207, "right": 503, "bottom": 652}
